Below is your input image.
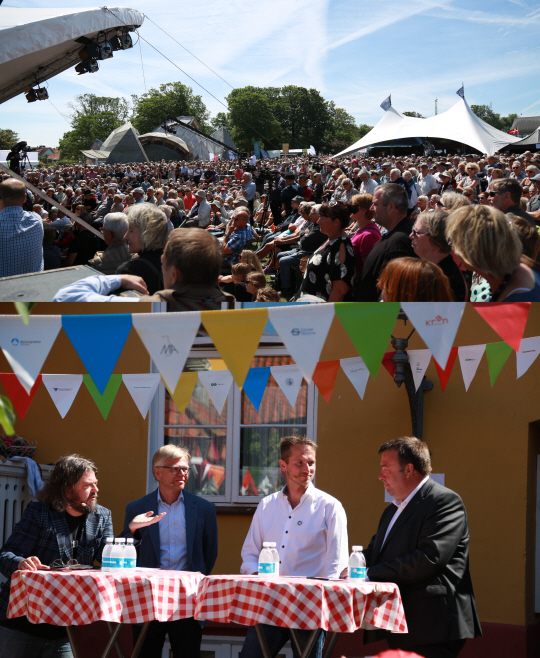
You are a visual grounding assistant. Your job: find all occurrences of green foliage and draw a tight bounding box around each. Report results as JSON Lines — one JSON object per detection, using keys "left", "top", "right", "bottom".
{"left": 226, "top": 88, "right": 282, "bottom": 152}
{"left": 131, "top": 82, "right": 211, "bottom": 135}
{"left": 212, "top": 112, "right": 232, "bottom": 132}
{"left": 403, "top": 111, "right": 424, "bottom": 118}
{"left": 13, "top": 302, "right": 36, "bottom": 325}
{"left": 471, "top": 105, "right": 518, "bottom": 132}
{"left": 0, "top": 395, "right": 15, "bottom": 436}
{"left": 58, "top": 94, "right": 131, "bottom": 159}
{"left": 324, "top": 102, "right": 372, "bottom": 154}
{"left": 0, "top": 128, "right": 18, "bottom": 150}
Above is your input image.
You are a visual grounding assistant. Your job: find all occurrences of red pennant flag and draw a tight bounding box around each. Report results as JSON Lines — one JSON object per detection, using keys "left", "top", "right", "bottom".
{"left": 433, "top": 347, "right": 458, "bottom": 392}
{"left": 312, "top": 360, "right": 340, "bottom": 403}
{"left": 382, "top": 352, "right": 396, "bottom": 378}
{"left": 472, "top": 302, "right": 530, "bottom": 351}
{"left": 0, "top": 373, "right": 42, "bottom": 420}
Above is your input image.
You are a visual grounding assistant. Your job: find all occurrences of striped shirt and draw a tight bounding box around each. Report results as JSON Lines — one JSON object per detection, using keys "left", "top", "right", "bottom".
{"left": 0, "top": 206, "right": 44, "bottom": 277}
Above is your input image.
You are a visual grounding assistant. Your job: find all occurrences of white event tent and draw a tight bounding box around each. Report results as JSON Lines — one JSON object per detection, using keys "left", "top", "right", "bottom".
{"left": 336, "top": 97, "right": 520, "bottom": 157}
{"left": 0, "top": 7, "right": 144, "bottom": 105}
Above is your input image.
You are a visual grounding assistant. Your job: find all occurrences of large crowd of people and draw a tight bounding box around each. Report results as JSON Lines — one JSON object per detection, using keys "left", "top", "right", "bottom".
{"left": 2, "top": 148, "right": 540, "bottom": 302}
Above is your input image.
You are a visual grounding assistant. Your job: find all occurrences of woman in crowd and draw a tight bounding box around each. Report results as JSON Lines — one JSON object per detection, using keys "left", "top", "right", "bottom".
{"left": 457, "top": 162, "right": 480, "bottom": 201}
{"left": 377, "top": 257, "right": 454, "bottom": 301}
{"left": 446, "top": 204, "right": 540, "bottom": 301}
{"left": 409, "top": 210, "right": 468, "bottom": 301}
{"left": 347, "top": 193, "right": 381, "bottom": 279}
{"left": 239, "top": 250, "right": 264, "bottom": 274}
{"left": 297, "top": 203, "right": 356, "bottom": 302}
{"left": 116, "top": 203, "right": 169, "bottom": 295}
{"left": 331, "top": 178, "right": 355, "bottom": 205}
{"left": 440, "top": 191, "right": 470, "bottom": 212}
{"left": 402, "top": 171, "right": 420, "bottom": 212}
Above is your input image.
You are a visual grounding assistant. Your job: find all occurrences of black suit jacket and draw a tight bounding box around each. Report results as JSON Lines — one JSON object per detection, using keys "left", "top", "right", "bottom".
{"left": 364, "top": 479, "right": 481, "bottom": 649}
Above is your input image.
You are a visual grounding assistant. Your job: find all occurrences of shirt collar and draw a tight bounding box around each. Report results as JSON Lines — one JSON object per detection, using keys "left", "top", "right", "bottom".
{"left": 393, "top": 475, "right": 429, "bottom": 509}
{"left": 157, "top": 488, "right": 184, "bottom": 506}
{"left": 280, "top": 481, "right": 315, "bottom": 503}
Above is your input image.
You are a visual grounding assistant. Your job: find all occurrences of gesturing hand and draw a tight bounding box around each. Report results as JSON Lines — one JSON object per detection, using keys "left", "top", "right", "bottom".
{"left": 129, "top": 511, "right": 166, "bottom": 534}
{"left": 18, "top": 556, "right": 48, "bottom": 571}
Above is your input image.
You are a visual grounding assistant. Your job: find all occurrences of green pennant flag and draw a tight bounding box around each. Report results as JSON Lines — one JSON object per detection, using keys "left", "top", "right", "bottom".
{"left": 485, "top": 341, "right": 513, "bottom": 388}
{"left": 83, "top": 374, "right": 123, "bottom": 420}
{"left": 334, "top": 302, "right": 400, "bottom": 378}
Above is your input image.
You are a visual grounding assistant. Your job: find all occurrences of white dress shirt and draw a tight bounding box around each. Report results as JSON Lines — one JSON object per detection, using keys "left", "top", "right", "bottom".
{"left": 240, "top": 483, "right": 349, "bottom": 579}
{"left": 382, "top": 475, "right": 430, "bottom": 547}
{"left": 157, "top": 489, "right": 188, "bottom": 571}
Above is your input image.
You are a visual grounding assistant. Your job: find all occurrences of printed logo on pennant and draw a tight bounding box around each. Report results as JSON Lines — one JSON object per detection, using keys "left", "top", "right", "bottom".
{"left": 42, "top": 375, "right": 83, "bottom": 419}
{"left": 425, "top": 315, "right": 448, "bottom": 326}
{"left": 160, "top": 336, "right": 179, "bottom": 356}
{"left": 198, "top": 370, "right": 233, "bottom": 415}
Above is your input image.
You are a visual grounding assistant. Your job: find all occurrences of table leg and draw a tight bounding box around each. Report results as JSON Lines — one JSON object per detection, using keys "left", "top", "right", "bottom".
{"left": 254, "top": 623, "right": 275, "bottom": 658}
{"left": 131, "top": 621, "right": 151, "bottom": 658}
{"left": 289, "top": 629, "right": 321, "bottom": 658}
{"left": 100, "top": 622, "right": 124, "bottom": 658}
{"left": 107, "top": 621, "right": 126, "bottom": 658}
{"left": 321, "top": 632, "right": 340, "bottom": 658}
{"left": 66, "top": 627, "right": 81, "bottom": 658}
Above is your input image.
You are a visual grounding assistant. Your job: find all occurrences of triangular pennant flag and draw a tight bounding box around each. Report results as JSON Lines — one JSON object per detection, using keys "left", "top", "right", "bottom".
{"left": 340, "top": 356, "right": 370, "bottom": 400}
{"left": 457, "top": 344, "right": 486, "bottom": 392}
{"left": 131, "top": 312, "right": 201, "bottom": 392}
{"left": 198, "top": 370, "right": 233, "bottom": 415}
{"left": 401, "top": 303, "right": 466, "bottom": 369}
{"left": 0, "top": 373, "right": 41, "bottom": 420}
{"left": 62, "top": 315, "right": 132, "bottom": 394}
{"left": 407, "top": 349, "right": 431, "bottom": 392}
{"left": 164, "top": 373, "right": 198, "bottom": 414}
{"left": 83, "top": 374, "right": 122, "bottom": 420}
{"left": 516, "top": 336, "right": 540, "bottom": 379}
{"left": 334, "top": 303, "right": 400, "bottom": 379}
{"left": 0, "top": 316, "right": 62, "bottom": 393}
{"left": 201, "top": 309, "right": 268, "bottom": 389}
{"left": 268, "top": 305, "right": 335, "bottom": 383}
{"left": 472, "top": 302, "right": 530, "bottom": 351}
{"left": 312, "top": 360, "right": 340, "bottom": 403}
{"left": 270, "top": 365, "right": 304, "bottom": 409}
{"left": 433, "top": 347, "right": 458, "bottom": 392}
{"left": 122, "top": 373, "right": 161, "bottom": 419}
{"left": 242, "top": 367, "right": 271, "bottom": 411}
{"left": 382, "top": 352, "right": 396, "bottom": 378}
{"left": 42, "top": 374, "right": 83, "bottom": 418}
{"left": 485, "top": 342, "right": 513, "bottom": 388}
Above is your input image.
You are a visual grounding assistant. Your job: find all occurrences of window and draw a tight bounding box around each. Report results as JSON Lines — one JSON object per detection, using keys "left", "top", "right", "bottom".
{"left": 160, "top": 350, "right": 317, "bottom": 505}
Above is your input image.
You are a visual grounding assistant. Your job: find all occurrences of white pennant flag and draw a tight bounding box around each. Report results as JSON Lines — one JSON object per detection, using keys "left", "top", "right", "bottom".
{"left": 407, "top": 349, "right": 431, "bottom": 392}
{"left": 132, "top": 312, "right": 201, "bottom": 391}
{"left": 268, "top": 305, "right": 335, "bottom": 382}
{"left": 0, "top": 316, "right": 62, "bottom": 393}
{"left": 198, "top": 370, "right": 233, "bottom": 414}
{"left": 340, "top": 357, "right": 370, "bottom": 400}
{"left": 122, "top": 373, "right": 161, "bottom": 419}
{"left": 42, "top": 375, "right": 83, "bottom": 418}
{"left": 270, "top": 365, "right": 304, "bottom": 409}
{"left": 516, "top": 336, "right": 540, "bottom": 379}
{"left": 458, "top": 344, "right": 486, "bottom": 391}
{"left": 401, "top": 303, "right": 466, "bottom": 370}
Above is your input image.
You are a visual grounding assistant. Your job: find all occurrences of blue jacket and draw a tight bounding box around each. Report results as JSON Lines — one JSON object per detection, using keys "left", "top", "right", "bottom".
{"left": 0, "top": 502, "right": 113, "bottom": 619}
{"left": 122, "top": 489, "right": 218, "bottom": 575}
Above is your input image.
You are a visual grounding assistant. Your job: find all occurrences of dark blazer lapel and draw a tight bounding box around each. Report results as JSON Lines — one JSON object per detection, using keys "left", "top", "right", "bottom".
{"left": 147, "top": 489, "right": 161, "bottom": 565}
{"left": 184, "top": 492, "right": 197, "bottom": 570}
{"left": 51, "top": 508, "right": 73, "bottom": 563}
{"left": 380, "top": 479, "right": 434, "bottom": 552}
{"left": 372, "top": 504, "right": 398, "bottom": 562}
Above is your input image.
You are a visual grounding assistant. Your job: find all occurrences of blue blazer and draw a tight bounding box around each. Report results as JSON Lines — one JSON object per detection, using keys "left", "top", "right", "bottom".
{"left": 122, "top": 489, "right": 218, "bottom": 575}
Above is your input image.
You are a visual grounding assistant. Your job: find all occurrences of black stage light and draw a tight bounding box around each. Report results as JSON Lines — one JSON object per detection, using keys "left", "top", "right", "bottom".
{"left": 110, "top": 33, "right": 133, "bottom": 51}
{"left": 25, "top": 87, "right": 49, "bottom": 102}
{"left": 79, "top": 39, "right": 113, "bottom": 61}
{"left": 75, "top": 59, "right": 99, "bottom": 75}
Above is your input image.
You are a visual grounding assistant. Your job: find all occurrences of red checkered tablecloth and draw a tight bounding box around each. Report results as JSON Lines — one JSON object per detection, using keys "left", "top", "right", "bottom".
{"left": 194, "top": 575, "right": 407, "bottom": 634}
{"left": 7, "top": 569, "right": 204, "bottom": 626}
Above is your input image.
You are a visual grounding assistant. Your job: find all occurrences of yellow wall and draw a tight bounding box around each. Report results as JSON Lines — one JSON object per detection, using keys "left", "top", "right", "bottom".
{"left": 1, "top": 302, "right": 539, "bottom": 628}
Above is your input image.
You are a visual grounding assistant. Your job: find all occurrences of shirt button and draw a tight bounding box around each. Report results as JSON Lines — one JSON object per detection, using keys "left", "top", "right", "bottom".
{"left": 282, "top": 545, "right": 284, "bottom": 548}
{"left": 286, "top": 531, "right": 288, "bottom": 534}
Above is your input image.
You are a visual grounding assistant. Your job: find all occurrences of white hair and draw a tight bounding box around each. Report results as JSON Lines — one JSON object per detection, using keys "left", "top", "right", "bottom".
{"left": 103, "top": 212, "right": 129, "bottom": 240}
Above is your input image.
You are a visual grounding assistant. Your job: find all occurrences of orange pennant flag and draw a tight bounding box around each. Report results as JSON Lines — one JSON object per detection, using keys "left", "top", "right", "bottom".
{"left": 433, "top": 347, "right": 458, "bottom": 392}
{"left": 472, "top": 302, "right": 530, "bottom": 351}
{"left": 312, "top": 360, "right": 340, "bottom": 403}
{"left": 163, "top": 373, "right": 198, "bottom": 413}
{"left": 0, "top": 373, "right": 42, "bottom": 420}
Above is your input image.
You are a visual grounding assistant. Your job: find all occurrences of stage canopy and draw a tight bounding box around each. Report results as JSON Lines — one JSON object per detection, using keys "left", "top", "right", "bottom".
{"left": 0, "top": 7, "right": 144, "bottom": 105}
{"left": 336, "top": 97, "right": 520, "bottom": 157}
{"left": 500, "top": 126, "right": 540, "bottom": 152}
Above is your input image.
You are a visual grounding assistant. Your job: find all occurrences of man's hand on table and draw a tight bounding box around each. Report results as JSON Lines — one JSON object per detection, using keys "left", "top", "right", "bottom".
{"left": 18, "top": 556, "right": 49, "bottom": 571}
{"left": 129, "top": 511, "right": 167, "bottom": 534}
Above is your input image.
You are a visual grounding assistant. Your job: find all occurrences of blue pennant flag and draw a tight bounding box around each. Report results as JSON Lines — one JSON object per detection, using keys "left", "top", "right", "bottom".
{"left": 260, "top": 149, "right": 268, "bottom": 159}
{"left": 62, "top": 314, "right": 133, "bottom": 394}
{"left": 380, "top": 95, "right": 391, "bottom": 111}
{"left": 242, "top": 367, "right": 271, "bottom": 411}
{"left": 456, "top": 85, "right": 464, "bottom": 99}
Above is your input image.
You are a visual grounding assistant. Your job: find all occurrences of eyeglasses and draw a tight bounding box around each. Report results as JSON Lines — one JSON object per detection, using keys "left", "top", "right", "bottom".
{"left": 411, "top": 228, "right": 428, "bottom": 237}
{"left": 157, "top": 466, "right": 189, "bottom": 475}
{"left": 488, "top": 191, "right": 501, "bottom": 197}
{"left": 466, "top": 168, "right": 475, "bottom": 171}
{"left": 50, "top": 559, "right": 80, "bottom": 569}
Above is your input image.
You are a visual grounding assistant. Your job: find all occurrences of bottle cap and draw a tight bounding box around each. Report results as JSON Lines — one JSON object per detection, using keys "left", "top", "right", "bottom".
{"left": 352, "top": 545, "right": 363, "bottom": 551}
{"left": 126, "top": 538, "right": 134, "bottom": 544}
{"left": 117, "top": 538, "right": 126, "bottom": 544}
{"left": 262, "top": 542, "right": 275, "bottom": 547}
{"left": 106, "top": 537, "right": 113, "bottom": 543}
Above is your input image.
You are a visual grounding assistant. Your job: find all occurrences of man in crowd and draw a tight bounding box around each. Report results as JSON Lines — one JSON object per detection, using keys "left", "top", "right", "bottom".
{"left": 123, "top": 445, "right": 218, "bottom": 658}
{"left": 239, "top": 436, "right": 348, "bottom": 658}
{"left": 364, "top": 437, "right": 482, "bottom": 657}
{"left": 0, "top": 177, "right": 43, "bottom": 277}
{"left": 355, "top": 184, "right": 416, "bottom": 301}
{"left": 241, "top": 172, "right": 257, "bottom": 215}
{"left": 358, "top": 169, "right": 378, "bottom": 195}
{"left": 417, "top": 163, "right": 439, "bottom": 197}
{"left": 489, "top": 178, "right": 536, "bottom": 225}
{"left": 222, "top": 208, "right": 257, "bottom": 266}
{"left": 88, "top": 212, "right": 131, "bottom": 274}
{"left": 0, "top": 455, "right": 113, "bottom": 656}
{"left": 185, "top": 189, "right": 211, "bottom": 228}
{"left": 280, "top": 173, "right": 302, "bottom": 217}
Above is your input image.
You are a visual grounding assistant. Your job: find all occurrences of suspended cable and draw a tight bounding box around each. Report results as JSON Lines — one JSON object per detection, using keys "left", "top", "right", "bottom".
{"left": 47, "top": 98, "right": 71, "bottom": 125}
{"left": 137, "top": 29, "right": 147, "bottom": 92}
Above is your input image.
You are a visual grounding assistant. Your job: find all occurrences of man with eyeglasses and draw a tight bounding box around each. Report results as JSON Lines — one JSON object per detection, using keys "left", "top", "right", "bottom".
{"left": 510, "top": 159, "right": 527, "bottom": 183}
{"left": 123, "top": 445, "right": 218, "bottom": 658}
{"left": 489, "top": 178, "right": 537, "bottom": 226}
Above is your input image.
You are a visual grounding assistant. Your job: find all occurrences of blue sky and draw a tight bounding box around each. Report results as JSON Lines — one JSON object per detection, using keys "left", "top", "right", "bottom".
{"left": 1, "top": 0, "right": 539, "bottom": 148}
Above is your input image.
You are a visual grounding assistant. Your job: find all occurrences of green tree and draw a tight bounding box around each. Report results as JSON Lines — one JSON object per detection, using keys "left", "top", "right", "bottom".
{"left": 0, "top": 128, "right": 18, "bottom": 150}
{"left": 58, "top": 94, "right": 130, "bottom": 159}
{"left": 403, "top": 111, "right": 424, "bottom": 118}
{"left": 226, "top": 88, "right": 282, "bottom": 152}
{"left": 211, "top": 112, "right": 232, "bottom": 132}
{"left": 470, "top": 105, "right": 517, "bottom": 132}
{"left": 131, "top": 82, "right": 211, "bottom": 135}
{"left": 323, "top": 103, "right": 372, "bottom": 153}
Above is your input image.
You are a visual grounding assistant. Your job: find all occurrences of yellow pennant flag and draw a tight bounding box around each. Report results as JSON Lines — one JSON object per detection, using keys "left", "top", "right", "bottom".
{"left": 201, "top": 308, "right": 268, "bottom": 390}
{"left": 163, "top": 373, "right": 198, "bottom": 413}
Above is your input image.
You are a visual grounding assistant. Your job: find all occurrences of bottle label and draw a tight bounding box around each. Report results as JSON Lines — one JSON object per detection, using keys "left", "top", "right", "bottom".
{"left": 258, "top": 563, "right": 275, "bottom": 574}
{"left": 109, "top": 558, "right": 123, "bottom": 569}
{"left": 102, "top": 557, "right": 112, "bottom": 569}
{"left": 124, "top": 558, "right": 136, "bottom": 569}
{"left": 349, "top": 567, "right": 366, "bottom": 579}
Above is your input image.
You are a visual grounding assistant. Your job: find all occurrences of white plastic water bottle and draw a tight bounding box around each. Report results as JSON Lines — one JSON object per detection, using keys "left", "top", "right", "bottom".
{"left": 124, "top": 538, "right": 137, "bottom": 569}
{"left": 102, "top": 537, "right": 113, "bottom": 571}
{"left": 347, "top": 546, "right": 367, "bottom": 583}
{"left": 258, "top": 542, "right": 276, "bottom": 576}
{"left": 110, "top": 538, "right": 125, "bottom": 572}
{"left": 269, "top": 542, "right": 280, "bottom": 576}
